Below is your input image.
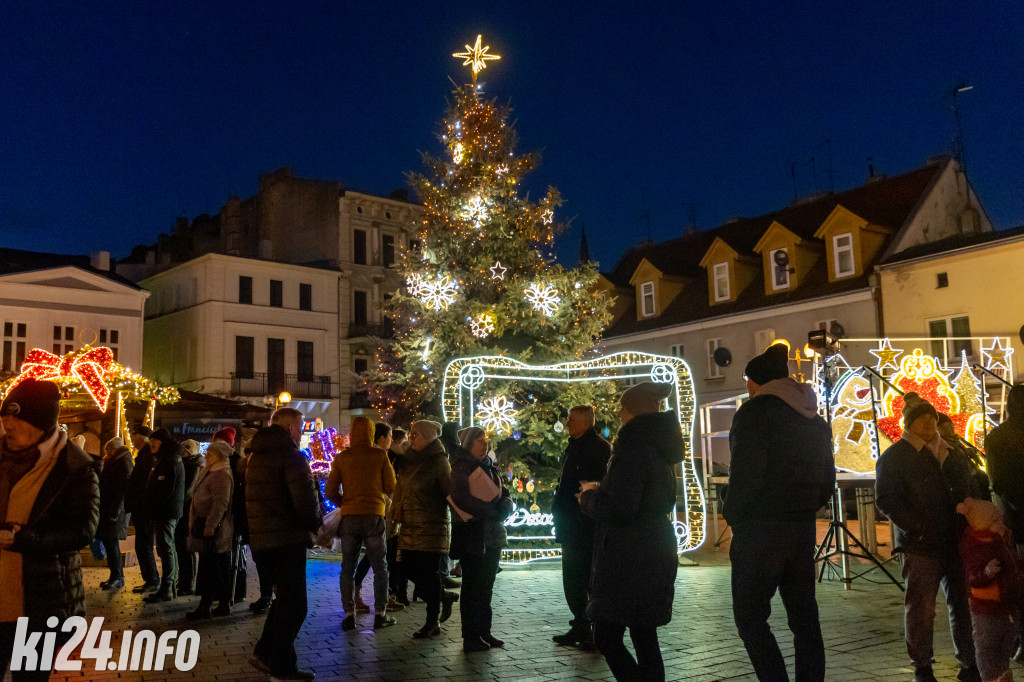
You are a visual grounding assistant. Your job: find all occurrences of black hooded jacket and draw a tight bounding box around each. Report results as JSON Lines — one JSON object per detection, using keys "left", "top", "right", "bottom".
{"left": 124, "top": 443, "right": 154, "bottom": 517}
{"left": 579, "top": 410, "right": 683, "bottom": 627}
{"left": 982, "top": 390, "right": 1024, "bottom": 535}
{"left": 552, "top": 428, "right": 611, "bottom": 539}
{"left": 143, "top": 439, "right": 186, "bottom": 520}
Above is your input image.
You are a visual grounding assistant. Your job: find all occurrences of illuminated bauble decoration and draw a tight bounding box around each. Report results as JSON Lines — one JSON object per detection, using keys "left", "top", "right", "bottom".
{"left": 462, "top": 196, "right": 488, "bottom": 227}
{"left": 603, "top": 426, "right": 611, "bottom": 438}
{"left": 476, "top": 395, "right": 517, "bottom": 435}
{"left": 868, "top": 338, "right": 903, "bottom": 372}
{"left": 553, "top": 421, "right": 564, "bottom": 433}
{"left": 470, "top": 313, "right": 496, "bottom": 339}
{"left": 526, "top": 479, "right": 535, "bottom": 493}
{"left": 512, "top": 430, "right": 522, "bottom": 440}
{"left": 489, "top": 261, "right": 507, "bottom": 280}
{"left": 452, "top": 34, "right": 501, "bottom": 75}
{"left": 453, "top": 142, "right": 464, "bottom": 164}
{"left": 540, "top": 208, "right": 554, "bottom": 225}
{"left": 409, "top": 274, "right": 458, "bottom": 310}
{"left": 496, "top": 164, "right": 509, "bottom": 175}
{"left": 525, "top": 283, "right": 560, "bottom": 316}
{"left": 982, "top": 337, "right": 1013, "bottom": 372}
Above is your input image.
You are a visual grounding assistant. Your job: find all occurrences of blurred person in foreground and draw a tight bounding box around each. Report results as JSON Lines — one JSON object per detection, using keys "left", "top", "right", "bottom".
{"left": 246, "top": 407, "right": 322, "bottom": 681}
{"left": 0, "top": 379, "right": 99, "bottom": 681}
{"left": 578, "top": 382, "right": 683, "bottom": 682}
{"left": 725, "top": 343, "right": 835, "bottom": 682}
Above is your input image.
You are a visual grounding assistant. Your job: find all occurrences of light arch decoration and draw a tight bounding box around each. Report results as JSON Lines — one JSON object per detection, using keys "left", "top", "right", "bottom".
{"left": 442, "top": 351, "right": 704, "bottom": 560}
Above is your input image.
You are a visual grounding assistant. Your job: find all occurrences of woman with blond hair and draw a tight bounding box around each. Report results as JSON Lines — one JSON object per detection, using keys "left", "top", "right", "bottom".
{"left": 185, "top": 440, "right": 234, "bottom": 619}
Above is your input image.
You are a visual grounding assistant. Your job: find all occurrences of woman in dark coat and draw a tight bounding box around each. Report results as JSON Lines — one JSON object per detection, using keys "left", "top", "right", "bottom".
{"left": 98, "top": 437, "right": 133, "bottom": 590}
{"left": 175, "top": 439, "right": 205, "bottom": 596}
{"left": 449, "top": 426, "right": 513, "bottom": 652}
{"left": 186, "top": 440, "right": 234, "bottom": 619}
{"left": 142, "top": 428, "right": 186, "bottom": 603}
{"left": 579, "top": 382, "right": 682, "bottom": 682}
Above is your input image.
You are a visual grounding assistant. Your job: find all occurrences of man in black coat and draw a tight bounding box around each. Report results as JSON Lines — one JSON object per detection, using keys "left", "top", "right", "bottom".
{"left": 725, "top": 344, "right": 834, "bottom": 682}
{"left": 0, "top": 379, "right": 99, "bottom": 679}
{"left": 142, "top": 428, "right": 186, "bottom": 603}
{"left": 125, "top": 425, "right": 160, "bottom": 592}
{"left": 877, "top": 400, "right": 981, "bottom": 682}
{"left": 552, "top": 404, "right": 610, "bottom": 649}
{"left": 246, "top": 407, "right": 322, "bottom": 682}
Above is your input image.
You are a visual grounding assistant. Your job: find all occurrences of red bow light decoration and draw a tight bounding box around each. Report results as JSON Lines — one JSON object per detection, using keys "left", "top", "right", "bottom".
{"left": 11, "top": 347, "right": 117, "bottom": 411}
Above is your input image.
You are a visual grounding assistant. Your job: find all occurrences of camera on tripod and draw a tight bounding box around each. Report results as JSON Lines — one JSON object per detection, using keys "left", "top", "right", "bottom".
{"left": 807, "top": 329, "right": 840, "bottom": 357}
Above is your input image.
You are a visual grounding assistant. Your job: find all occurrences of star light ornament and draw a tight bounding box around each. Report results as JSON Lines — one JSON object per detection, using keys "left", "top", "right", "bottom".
{"left": 982, "top": 337, "right": 1014, "bottom": 372}
{"left": 452, "top": 35, "right": 501, "bottom": 77}
{"left": 489, "top": 261, "right": 507, "bottom": 280}
{"left": 869, "top": 338, "right": 904, "bottom": 372}
{"left": 525, "top": 283, "right": 561, "bottom": 316}
{"left": 476, "top": 396, "right": 517, "bottom": 436}
{"left": 540, "top": 209, "right": 554, "bottom": 225}
{"left": 413, "top": 274, "right": 458, "bottom": 311}
{"left": 462, "top": 196, "right": 488, "bottom": 227}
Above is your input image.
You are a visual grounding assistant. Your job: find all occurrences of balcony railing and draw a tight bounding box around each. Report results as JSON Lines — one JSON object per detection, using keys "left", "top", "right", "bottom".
{"left": 231, "top": 372, "right": 337, "bottom": 400}
{"left": 347, "top": 321, "right": 394, "bottom": 339}
{"left": 348, "top": 391, "right": 372, "bottom": 409}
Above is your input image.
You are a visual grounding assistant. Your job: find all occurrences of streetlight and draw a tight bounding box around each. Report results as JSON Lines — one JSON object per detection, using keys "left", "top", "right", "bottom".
{"left": 265, "top": 391, "right": 292, "bottom": 410}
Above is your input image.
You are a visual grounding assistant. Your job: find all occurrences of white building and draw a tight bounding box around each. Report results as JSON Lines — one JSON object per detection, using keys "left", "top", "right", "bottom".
{"left": 0, "top": 249, "right": 147, "bottom": 376}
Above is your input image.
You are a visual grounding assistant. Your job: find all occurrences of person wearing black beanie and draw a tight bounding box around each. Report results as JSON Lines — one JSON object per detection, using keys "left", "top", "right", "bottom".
{"left": 0, "top": 379, "right": 99, "bottom": 676}
{"left": 141, "top": 428, "right": 186, "bottom": 603}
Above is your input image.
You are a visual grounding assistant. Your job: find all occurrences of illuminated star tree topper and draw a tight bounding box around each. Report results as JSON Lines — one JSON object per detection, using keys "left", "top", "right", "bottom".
{"left": 452, "top": 34, "right": 501, "bottom": 82}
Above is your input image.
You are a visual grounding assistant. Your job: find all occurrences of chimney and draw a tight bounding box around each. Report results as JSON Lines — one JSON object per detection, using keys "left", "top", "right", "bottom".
{"left": 145, "top": 250, "right": 156, "bottom": 266}
{"left": 90, "top": 251, "right": 110, "bottom": 271}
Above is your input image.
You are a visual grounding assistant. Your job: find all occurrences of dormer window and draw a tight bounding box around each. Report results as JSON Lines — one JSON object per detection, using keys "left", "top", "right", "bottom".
{"left": 833, "top": 233, "right": 855, "bottom": 278}
{"left": 769, "top": 248, "right": 790, "bottom": 290}
{"left": 640, "top": 281, "right": 656, "bottom": 317}
{"left": 713, "top": 263, "right": 730, "bottom": 302}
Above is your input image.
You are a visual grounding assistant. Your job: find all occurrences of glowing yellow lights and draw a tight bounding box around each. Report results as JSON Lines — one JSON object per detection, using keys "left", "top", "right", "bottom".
{"left": 540, "top": 208, "right": 554, "bottom": 225}
{"left": 525, "top": 282, "right": 561, "bottom": 316}
{"left": 869, "top": 338, "right": 903, "bottom": 372}
{"left": 462, "top": 195, "right": 488, "bottom": 227}
{"left": 470, "top": 312, "right": 496, "bottom": 339}
{"left": 489, "top": 261, "right": 507, "bottom": 280}
{"left": 476, "top": 395, "right": 517, "bottom": 435}
{"left": 452, "top": 34, "right": 501, "bottom": 77}
{"left": 453, "top": 142, "right": 464, "bottom": 164}
{"left": 982, "top": 337, "right": 1013, "bottom": 371}
{"left": 408, "top": 273, "right": 458, "bottom": 310}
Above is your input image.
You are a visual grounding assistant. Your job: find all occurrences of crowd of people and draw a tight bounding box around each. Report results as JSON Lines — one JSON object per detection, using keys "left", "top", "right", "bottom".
{"left": 3, "top": 350, "right": 1024, "bottom": 682}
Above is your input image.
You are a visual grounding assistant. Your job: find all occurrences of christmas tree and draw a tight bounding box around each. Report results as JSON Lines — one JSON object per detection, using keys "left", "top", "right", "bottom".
{"left": 369, "top": 36, "right": 614, "bottom": 493}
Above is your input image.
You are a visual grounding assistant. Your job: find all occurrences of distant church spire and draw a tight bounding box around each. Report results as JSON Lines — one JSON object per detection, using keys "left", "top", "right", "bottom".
{"left": 579, "top": 224, "right": 591, "bottom": 265}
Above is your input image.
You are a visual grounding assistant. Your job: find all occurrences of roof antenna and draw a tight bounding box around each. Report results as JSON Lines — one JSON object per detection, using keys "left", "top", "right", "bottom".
{"left": 867, "top": 157, "right": 875, "bottom": 179}
{"left": 951, "top": 81, "right": 973, "bottom": 175}
{"left": 790, "top": 162, "right": 798, "bottom": 201}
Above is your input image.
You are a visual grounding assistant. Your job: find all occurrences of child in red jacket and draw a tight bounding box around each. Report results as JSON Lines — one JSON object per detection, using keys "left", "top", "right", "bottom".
{"left": 958, "top": 497, "right": 1019, "bottom": 682}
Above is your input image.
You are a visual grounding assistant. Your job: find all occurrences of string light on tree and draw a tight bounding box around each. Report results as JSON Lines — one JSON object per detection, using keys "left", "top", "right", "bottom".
{"left": 476, "top": 395, "right": 517, "bottom": 435}
{"left": 525, "top": 282, "right": 561, "bottom": 316}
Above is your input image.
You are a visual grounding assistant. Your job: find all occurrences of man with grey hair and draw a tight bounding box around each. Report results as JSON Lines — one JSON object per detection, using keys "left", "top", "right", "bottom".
{"left": 246, "top": 407, "right": 322, "bottom": 681}
{"left": 552, "top": 405, "right": 611, "bottom": 650}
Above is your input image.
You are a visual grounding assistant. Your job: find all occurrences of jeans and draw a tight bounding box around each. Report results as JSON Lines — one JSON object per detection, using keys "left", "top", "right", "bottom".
{"left": 100, "top": 535, "right": 123, "bottom": 581}
{"left": 459, "top": 546, "right": 501, "bottom": 638}
{"left": 153, "top": 518, "right": 178, "bottom": 585}
{"left": 971, "top": 610, "right": 1015, "bottom": 681}
{"left": 339, "top": 515, "right": 388, "bottom": 615}
{"left": 133, "top": 516, "right": 159, "bottom": 583}
{"left": 730, "top": 519, "right": 825, "bottom": 681}
{"left": 559, "top": 529, "right": 595, "bottom": 628}
{"left": 594, "top": 621, "right": 664, "bottom": 682}
{"left": 400, "top": 549, "right": 443, "bottom": 624}
{"left": 901, "top": 551, "right": 976, "bottom": 670}
{"left": 253, "top": 543, "right": 309, "bottom": 676}
{"left": 196, "top": 550, "right": 232, "bottom": 607}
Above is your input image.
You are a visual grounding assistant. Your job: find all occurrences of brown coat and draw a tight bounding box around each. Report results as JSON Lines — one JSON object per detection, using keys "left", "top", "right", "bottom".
{"left": 393, "top": 438, "right": 451, "bottom": 553}
{"left": 187, "top": 465, "right": 234, "bottom": 554}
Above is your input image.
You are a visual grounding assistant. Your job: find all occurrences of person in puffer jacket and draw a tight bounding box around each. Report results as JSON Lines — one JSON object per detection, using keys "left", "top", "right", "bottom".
{"left": 726, "top": 344, "right": 835, "bottom": 682}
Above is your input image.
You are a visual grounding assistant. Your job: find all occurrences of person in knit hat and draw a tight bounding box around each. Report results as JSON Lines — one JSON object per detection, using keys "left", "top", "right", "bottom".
{"left": 175, "top": 439, "right": 205, "bottom": 596}
{"left": 212, "top": 427, "right": 236, "bottom": 447}
{"left": 877, "top": 396, "right": 984, "bottom": 682}
{"left": 578, "top": 381, "right": 683, "bottom": 680}
{"left": 0, "top": 379, "right": 99, "bottom": 676}
{"left": 726, "top": 343, "right": 835, "bottom": 681}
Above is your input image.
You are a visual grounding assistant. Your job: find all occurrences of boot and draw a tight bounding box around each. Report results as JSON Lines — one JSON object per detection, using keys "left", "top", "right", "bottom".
{"left": 481, "top": 634, "right": 504, "bottom": 648}
{"left": 132, "top": 580, "right": 160, "bottom": 593}
{"left": 354, "top": 589, "right": 371, "bottom": 614}
{"left": 373, "top": 613, "right": 397, "bottom": 629}
{"left": 412, "top": 621, "right": 440, "bottom": 638}
{"left": 186, "top": 604, "right": 212, "bottom": 620}
{"left": 100, "top": 578, "right": 124, "bottom": 590}
{"left": 440, "top": 590, "right": 459, "bottom": 623}
{"left": 143, "top": 580, "right": 177, "bottom": 603}
{"left": 914, "top": 666, "right": 939, "bottom": 682}
{"left": 463, "top": 636, "right": 489, "bottom": 652}
{"left": 211, "top": 602, "right": 231, "bottom": 617}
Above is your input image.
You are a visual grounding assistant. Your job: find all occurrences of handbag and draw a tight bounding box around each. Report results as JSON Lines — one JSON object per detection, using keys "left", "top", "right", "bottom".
{"left": 316, "top": 507, "right": 343, "bottom": 549}
{"left": 89, "top": 536, "right": 106, "bottom": 561}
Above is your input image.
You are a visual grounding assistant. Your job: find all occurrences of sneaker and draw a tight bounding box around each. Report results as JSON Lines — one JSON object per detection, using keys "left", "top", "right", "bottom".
{"left": 354, "top": 594, "right": 371, "bottom": 614}
{"left": 373, "top": 614, "right": 397, "bottom": 629}
{"left": 463, "top": 636, "right": 489, "bottom": 652}
{"left": 342, "top": 615, "right": 356, "bottom": 632}
{"left": 440, "top": 590, "right": 459, "bottom": 623}
{"left": 385, "top": 600, "right": 405, "bottom": 612}
{"left": 412, "top": 622, "right": 440, "bottom": 639}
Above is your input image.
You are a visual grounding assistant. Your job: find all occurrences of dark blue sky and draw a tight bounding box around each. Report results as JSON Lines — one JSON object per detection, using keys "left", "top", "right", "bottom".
{"left": 2, "top": 3, "right": 1021, "bottom": 269}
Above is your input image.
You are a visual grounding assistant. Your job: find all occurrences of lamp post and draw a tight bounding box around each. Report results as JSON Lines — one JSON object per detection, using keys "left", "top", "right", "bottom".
{"left": 265, "top": 391, "right": 292, "bottom": 411}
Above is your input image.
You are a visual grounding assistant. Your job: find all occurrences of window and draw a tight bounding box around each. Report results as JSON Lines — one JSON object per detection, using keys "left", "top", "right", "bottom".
{"left": 670, "top": 344, "right": 684, "bottom": 358}
{"left": 833, "top": 233, "right": 855, "bottom": 278}
{"left": 409, "top": 238, "right": 422, "bottom": 253}
{"left": 353, "top": 229, "right": 367, "bottom": 265}
{"left": 100, "top": 328, "right": 120, "bottom": 361}
{"left": 937, "top": 273, "right": 949, "bottom": 288}
{"left": 239, "top": 276, "right": 253, "bottom": 304}
{"left": 640, "top": 281, "right": 656, "bottom": 317}
{"left": 267, "top": 338, "right": 285, "bottom": 381}
{"left": 235, "top": 336, "right": 254, "bottom": 379}
{"left": 815, "top": 319, "right": 840, "bottom": 335}
{"left": 297, "top": 341, "right": 314, "bottom": 382}
{"left": 929, "top": 316, "right": 972, "bottom": 360}
{"left": 382, "top": 235, "right": 395, "bottom": 267}
{"left": 712, "top": 263, "right": 730, "bottom": 302}
{"left": 755, "top": 329, "right": 776, "bottom": 352}
{"left": 353, "top": 290, "right": 368, "bottom": 326}
{"left": 769, "top": 248, "right": 790, "bottom": 289}
{"left": 270, "top": 280, "right": 283, "bottom": 307}
{"left": 353, "top": 357, "right": 369, "bottom": 375}
{"left": 299, "top": 283, "right": 312, "bottom": 311}
{"left": 706, "top": 338, "right": 723, "bottom": 379}
{"left": 53, "top": 326, "right": 74, "bottom": 354}
{"left": 2, "top": 322, "right": 26, "bottom": 372}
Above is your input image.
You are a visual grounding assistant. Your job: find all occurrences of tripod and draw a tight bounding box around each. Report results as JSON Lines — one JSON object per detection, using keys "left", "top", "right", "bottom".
{"left": 814, "top": 484, "right": 903, "bottom": 590}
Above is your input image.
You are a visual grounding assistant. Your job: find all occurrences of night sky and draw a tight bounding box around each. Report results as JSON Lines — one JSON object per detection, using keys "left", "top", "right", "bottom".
{"left": 2, "top": 3, "right": 1021, "bottom": 270}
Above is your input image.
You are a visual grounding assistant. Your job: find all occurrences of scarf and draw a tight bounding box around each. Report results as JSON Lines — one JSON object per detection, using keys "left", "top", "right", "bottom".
{"left": 0, "top": 427, "right": 66, "bottom": 622}
{"left": 901, "top": 427, "right": 949, "bottom": 467}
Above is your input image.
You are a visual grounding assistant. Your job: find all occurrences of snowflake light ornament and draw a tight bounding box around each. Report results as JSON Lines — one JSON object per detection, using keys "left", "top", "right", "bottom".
{"left": 525, "top": 283, "right": 560, "bottom": 316}
{"left": 496, "top": 164, "right": 509, "bottom": 176}
{"left": 470, "top": 313, "right": 496, "bottom": 339}
{"left": 476, "top": 396, "right": 517, "bottom": 435}
{"left": 462, "top": 196, "right": 488, "bottom": 227}
{"left": 405, "top": 273, "right": 425, "bottom": 296}
{"left": 415, "top": 274, "right": 458, "bottom": 310}
{"left": 453, "top": 142, "right": 464, "bottom": 164}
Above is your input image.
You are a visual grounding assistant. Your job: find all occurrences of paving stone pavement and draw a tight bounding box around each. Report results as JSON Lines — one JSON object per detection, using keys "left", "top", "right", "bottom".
{"left": 42, "top": 521, "right": 1021, "bottom": 681}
